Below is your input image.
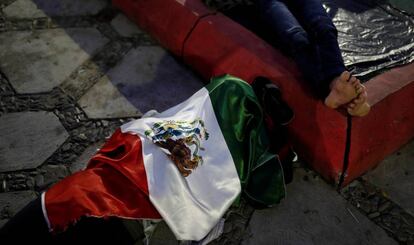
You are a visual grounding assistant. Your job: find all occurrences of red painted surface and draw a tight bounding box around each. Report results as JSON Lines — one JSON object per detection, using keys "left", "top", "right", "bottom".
{"left": 113, "top": 0, "right": 414, "bottom": 185}
{"left": 182, "top": 13, "right": 348, "bottom": 183}
{"left": 365, "top": 63, "right": 414, "bottom": 105}
{"left": 344, "top": 80, "right": 414, "bottom": 185}
{"left": 112, "top": 0, "right": 214, "bottom": 55}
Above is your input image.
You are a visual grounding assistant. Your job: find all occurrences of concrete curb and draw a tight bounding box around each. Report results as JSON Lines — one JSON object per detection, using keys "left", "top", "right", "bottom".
{"left": 112, "top": 0, "right": 414, "bottom": 186}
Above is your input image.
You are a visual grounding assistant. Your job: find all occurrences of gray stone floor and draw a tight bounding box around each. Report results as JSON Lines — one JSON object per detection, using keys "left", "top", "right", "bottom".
{"left": 244, "top": 169, "right": 397, "bottom": 245}
{"left": 365, "top": 141, "right": 414, "bottom": 216}
{"left": 0, "top": 0, "right": 413, "bottom": 244}
{"left": 0, "top": 191, "right": 37, "bottom": 225}
{"left": 0, "top": 28, "right": 108, "bottom": 93}
{"left": 0, "top": 111, "right": 68, "bottom": 172}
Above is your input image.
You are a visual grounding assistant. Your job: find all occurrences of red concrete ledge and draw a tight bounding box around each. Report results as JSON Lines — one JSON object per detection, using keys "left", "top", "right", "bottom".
{"left": 183, "top": 13, "right": 348, "bottom": 183}
{"left": 345, "top": 64, "right": 414, "bottom": 185}
{"left": 113, "top": 0, "right": 414, "bottom": 186}
{"left": 112, "top": 0, "right": 214, "bottom": 55}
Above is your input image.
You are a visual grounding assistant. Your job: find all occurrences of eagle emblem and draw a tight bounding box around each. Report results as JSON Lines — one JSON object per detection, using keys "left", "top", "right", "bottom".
{"left": 145, "top": 119, "right": 209, "bottom": 177}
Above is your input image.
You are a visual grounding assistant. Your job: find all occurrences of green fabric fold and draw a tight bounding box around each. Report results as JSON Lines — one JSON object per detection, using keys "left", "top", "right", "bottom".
{"left": 206, "top": 74, "right": 285, "bottom": 206}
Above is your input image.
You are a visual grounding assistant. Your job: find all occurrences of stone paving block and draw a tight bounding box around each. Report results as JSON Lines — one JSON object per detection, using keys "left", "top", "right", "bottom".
{"left": 110, "top": 14, "right": 142, "bottom": 37}
{"left": 70, "top": 142, "right": 104, "bottom": 173}
{"left": 365, "top": 140, "right": 414, "bottom": 216}
{"left": 3, "top": 0, "right": 47, "bottom": 18}
{"left": 4, "top": 0, "right": 108, "bottom": 18}
{"left": 242, "top": 168, "right": 397, "bottom": 245}
{"left": 102, "top": 46, "right": 204, "bottom": 113}
{"left": 42, "top": 164, "right": 69, "bottom": 187}
{"left": 0, "top": 112, "right": 69, "bottom": 172}
{"left": 150, "top": 221, "right": 178, "bottom": 245}
{"left": 0, "top": 191, "right": 37, "bottom": 228}
{"left": 0, "top": 28, "right": 108, "bottom": 93}
{"left": 78, "top": 77, "right": 142, "bottom": 119}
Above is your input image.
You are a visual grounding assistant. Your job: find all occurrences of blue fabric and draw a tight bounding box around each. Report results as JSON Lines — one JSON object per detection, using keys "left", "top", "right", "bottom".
{"left": 256, "top": 0, "right": 346, "bottom": 97}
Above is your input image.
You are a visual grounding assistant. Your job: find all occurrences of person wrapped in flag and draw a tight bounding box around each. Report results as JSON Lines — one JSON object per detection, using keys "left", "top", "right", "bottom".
{"left": 0, "top": 75, "right": 287, "bottom": 244}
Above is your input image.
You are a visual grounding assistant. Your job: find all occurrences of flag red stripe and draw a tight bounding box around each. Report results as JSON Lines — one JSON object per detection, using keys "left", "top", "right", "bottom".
{"left": 45, "top": 129, "right": 161, "bottom": 232}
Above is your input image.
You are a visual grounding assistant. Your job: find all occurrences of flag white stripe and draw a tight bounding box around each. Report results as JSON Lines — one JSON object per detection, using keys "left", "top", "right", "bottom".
{"left": 121, "top": 88, "right": 241, "bottom": 240}
{"left": 41, "top": 192, "right": 52, "bottom": 231}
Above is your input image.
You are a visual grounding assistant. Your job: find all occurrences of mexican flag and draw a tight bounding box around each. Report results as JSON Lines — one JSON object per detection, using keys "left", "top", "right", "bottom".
{"left": 42, "top": 75, "right": 285, "bottom": 241}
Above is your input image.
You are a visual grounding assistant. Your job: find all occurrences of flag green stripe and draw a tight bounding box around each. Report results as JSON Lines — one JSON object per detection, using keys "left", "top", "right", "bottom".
{"left": 205, "top": 74, "right": 285, "bottom": 206}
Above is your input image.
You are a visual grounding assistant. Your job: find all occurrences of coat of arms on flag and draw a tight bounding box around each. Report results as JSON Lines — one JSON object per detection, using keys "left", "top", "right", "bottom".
{"left": 144, "top": 119, "right": 209, "bottom": 177}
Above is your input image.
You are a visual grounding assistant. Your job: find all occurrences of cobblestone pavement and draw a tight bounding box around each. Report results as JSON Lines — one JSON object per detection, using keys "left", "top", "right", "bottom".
{"left": 0, "top": 0, "right": 413, "bottom": 244}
